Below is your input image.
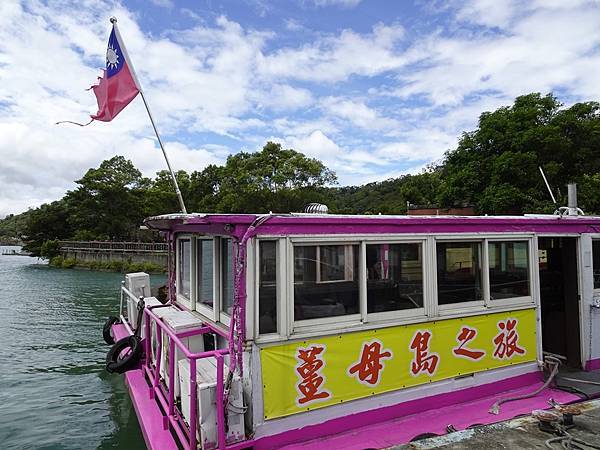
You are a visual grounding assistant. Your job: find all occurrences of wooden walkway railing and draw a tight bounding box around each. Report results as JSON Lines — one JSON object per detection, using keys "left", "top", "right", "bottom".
{"left": 58, "top": 241, "right": 168, "bottom": 253}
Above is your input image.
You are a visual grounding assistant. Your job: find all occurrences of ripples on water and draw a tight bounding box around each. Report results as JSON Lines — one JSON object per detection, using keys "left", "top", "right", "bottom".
{"left": 0, "top": 247, "right": 165, "bottom": 449}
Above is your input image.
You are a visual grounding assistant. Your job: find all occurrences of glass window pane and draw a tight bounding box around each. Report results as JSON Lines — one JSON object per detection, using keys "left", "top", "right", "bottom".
{"left": 197, "top": 239, "right": 214, "bottom": 309}
{"left": 593, "top": 240, "right": 600, "bottom": 289}
{"left": 367, "top": 243, "right": 423, "bottom": 313}
{"left": 437, "top": 242, "right": 482, "bottom": 305}
{"left": 221, "top": 238, "right": 234, "bottom": 315}
{"left": 294, "top": 244, "right": 359, "bottom": 320}
{"left": 320, "top": 245, "right": 347, "bottom": 281}
{"left": 178, "top": 239, "right": 191, "bottom": 299}
{"left": 259, "top": 241, "right": 277, "bottom": 334}
{"left": 489, "top": 241, "right": 530, "bottom": 299}
{"left": 295, "top": 246, "right": 316, "bottom": 283}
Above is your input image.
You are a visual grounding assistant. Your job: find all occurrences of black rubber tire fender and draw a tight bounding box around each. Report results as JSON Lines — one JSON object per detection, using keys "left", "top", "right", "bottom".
{"left": 102, "top": 316, "right": 121, "bottom": 345}
{"left": 106, "top": 335, "right": 142, "bottom": 374}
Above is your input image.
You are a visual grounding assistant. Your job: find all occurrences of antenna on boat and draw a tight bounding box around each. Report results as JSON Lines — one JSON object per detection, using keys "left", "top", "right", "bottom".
{"left": 538, "top": 166, "right": 557, "bottom": 206}
{"left": 539, "top": 167, "right": 585, "bottom": 216}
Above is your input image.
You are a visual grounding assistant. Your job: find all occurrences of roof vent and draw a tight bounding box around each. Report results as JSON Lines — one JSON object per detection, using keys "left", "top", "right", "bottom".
{"left": 303, "top": 203, "right": 329, "bottom": 214}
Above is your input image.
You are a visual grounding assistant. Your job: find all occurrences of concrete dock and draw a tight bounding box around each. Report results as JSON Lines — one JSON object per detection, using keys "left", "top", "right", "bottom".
{"left": 399, "top": 398, "right": 600, "bottom": 449}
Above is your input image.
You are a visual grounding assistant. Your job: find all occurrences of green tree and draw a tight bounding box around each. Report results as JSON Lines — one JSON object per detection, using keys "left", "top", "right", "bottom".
{"left": 437, "top": 93, "right": 600, "bottom": 214}
{"left": 328, "top": 168, "right": 441, "bottom": 214}
{"left": 65, "top": 156, "right": 149, "bottom": 240}
{"left": 189, "top": 142, "right": 337, "bottom": 213}
{"left": 189, "top": 164, "right": 224, "bottom": 212}
{"left": 144, "top": 169, "right": 191, "bottom": 216}
{"left": 22, "top": 200, "right": 73, "bottom": 256}
{"left": 40, "top": 239, "right": 61, "bottom": 259}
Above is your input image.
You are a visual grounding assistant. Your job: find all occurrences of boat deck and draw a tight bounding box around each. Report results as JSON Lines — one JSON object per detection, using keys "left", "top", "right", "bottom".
{"left": 398, "top": 398, "right": 600, "bottom": 449}
{"left": 279, "top": 380, "right": 582, "bottom": 450}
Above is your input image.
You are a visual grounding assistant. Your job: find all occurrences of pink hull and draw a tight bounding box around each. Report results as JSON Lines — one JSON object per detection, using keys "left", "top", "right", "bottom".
{"left": 113, "top": 324, "right": 178, "bottom": 450}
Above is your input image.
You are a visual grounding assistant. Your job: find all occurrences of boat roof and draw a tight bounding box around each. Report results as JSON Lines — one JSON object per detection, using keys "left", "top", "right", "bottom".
{"left": 144, "top": 212, "right": 600, "bottom": 236}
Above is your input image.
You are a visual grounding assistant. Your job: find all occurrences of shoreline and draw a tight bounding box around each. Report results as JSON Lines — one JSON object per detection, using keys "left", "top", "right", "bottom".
{"left": 48, "top": 255, "right": 166, "bottom": 274}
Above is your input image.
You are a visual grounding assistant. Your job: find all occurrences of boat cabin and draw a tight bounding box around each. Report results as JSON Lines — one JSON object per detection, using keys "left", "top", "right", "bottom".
{"left": 108, "top": 211, "right": 600, "bottom": 450}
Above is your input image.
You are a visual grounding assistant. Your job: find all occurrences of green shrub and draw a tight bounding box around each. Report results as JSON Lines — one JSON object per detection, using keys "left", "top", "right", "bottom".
{"left": 61, "top": 258, "right": 77, "bottom": 268}
{"left": 40, "top": 239, "right": 61, "bottom": 260}
{"left": 47, "top": 255, "right": 165, "bottom": 273}
{"left": 49, "top": 256, "right": 64, "bottom": 267}
{"left": 71, "top": 230, "right": 104, "bottom": 241}
{"left": 141, "top": 262, "right": 166, "bottom": 273}
{"left": 127, "top": 262, "right": 146, "bottom": 273}
{"left": 109, "top": 260, "right": 125, "bottom": 272}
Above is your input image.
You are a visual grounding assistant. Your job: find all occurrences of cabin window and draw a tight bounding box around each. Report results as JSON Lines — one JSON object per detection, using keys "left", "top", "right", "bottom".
{"left": 294, "top": 244, "right": 359, "bottom": 321}
{"left": 196, "top": 239, "right": 214, "bottom": 309}
{"left": 221, "top": 238, "right": 234, "bottom": 316}
{"left": 488, "top": 241, "right": 530, "bottom": 300}
{"left": 437, "top": 241, "right": 483, "bottom": 305}
{"left": 259, "top": 241, "right": 277, "bottom": 334}
{"left": 366, "top": 243, "right": 424, "bottom": 313}
{"left": 593, "top": 240, "right": 600, "bottom": 290}
{"left": 177, "top": 238, "right": 191, "bottom": 300}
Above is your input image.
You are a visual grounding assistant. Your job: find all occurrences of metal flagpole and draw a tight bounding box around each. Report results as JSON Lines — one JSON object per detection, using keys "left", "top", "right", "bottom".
{"left": 109, "top": 17, "right": 188, "bottom": 214}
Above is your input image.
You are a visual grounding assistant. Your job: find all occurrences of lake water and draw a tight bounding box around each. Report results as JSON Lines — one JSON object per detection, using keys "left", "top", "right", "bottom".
{"left": 0, "top": 246, "right": 164, "bottom": 449}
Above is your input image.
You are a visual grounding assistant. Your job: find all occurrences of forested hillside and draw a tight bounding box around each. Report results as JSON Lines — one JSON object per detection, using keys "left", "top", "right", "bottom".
{"left": 2, "top": 93, "right": 599, "bottom": 256}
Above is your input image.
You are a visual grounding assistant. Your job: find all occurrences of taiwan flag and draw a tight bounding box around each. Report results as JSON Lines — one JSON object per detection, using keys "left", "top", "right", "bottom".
{"left": 90, "top": 25, "right": 140, "bottom": 122}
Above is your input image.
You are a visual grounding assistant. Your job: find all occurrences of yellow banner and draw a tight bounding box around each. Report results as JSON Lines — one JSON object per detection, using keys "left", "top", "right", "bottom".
{"left": 260, "top": 309, "right": 537, "bottom": 420}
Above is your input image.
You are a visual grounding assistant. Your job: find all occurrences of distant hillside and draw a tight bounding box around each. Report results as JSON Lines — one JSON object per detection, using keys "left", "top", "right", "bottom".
{"left": 0, "top": 211, "right": 29, "bottom": 244}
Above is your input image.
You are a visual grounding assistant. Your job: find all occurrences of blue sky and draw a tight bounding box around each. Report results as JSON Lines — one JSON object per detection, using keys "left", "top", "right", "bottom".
{"left": 1, "top": 0, "right": 600, "bottom": 216}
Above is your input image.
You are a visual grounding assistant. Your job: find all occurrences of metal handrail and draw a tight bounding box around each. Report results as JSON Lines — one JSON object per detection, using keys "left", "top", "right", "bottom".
{"left": 120, "top": 284, "right": 141, "bottom": 333}
{"left": 143, "top": 306, "right": 231, "bottom": 450}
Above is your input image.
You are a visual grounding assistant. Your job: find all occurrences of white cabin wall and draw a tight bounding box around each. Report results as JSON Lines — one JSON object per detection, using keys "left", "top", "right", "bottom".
{"left": 581, "top": 234, "right": 600, "bottom": 364}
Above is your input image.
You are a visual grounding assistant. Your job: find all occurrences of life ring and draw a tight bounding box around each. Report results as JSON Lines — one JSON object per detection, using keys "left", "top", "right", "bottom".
{"left": 106, "top": 335, "right": 142, "bottom": 374}
{"left": 103, "top": 316, "right": 121, "bottom": 345}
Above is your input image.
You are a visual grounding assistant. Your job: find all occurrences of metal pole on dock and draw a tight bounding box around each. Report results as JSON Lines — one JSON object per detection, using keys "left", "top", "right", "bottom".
{"left": 110, "top": 17, "right": 187, "bottom": 214}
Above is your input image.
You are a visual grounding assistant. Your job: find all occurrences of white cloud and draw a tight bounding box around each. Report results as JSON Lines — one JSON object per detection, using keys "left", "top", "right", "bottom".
{"left": 285, "top": 18, "right": 304, "bottom": 31}
{"left": 456, "top": 0, "right": 517, "bottom": 28}
{"left": 320, "top": 96, "right": 398, "bottom": 130}
{"left": 284, "top": 130, "right": 342, "bottom": 162}
{"left": 311, "top": 0, "right": 362, "bottom": 8}
{"left": 395, "top": 1, "right": 600, "bottom": 106}
{"left": 150, "top": 0, "right": 174, "bottom": 8}
{"left": 258, "top": 23, "right": 407, "bottom": 83}
{"left": 254, "top": 84, "right": 314, "bottom": 111}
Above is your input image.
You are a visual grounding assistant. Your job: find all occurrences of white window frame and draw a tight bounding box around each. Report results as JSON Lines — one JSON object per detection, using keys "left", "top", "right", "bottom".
{"left": 219, "top": 237, "right": 234, "bottom": 327}
{"left": 592, "top": 238, "right": 600, "bottom": 293}
{"left": 363, "top": 239, "right": 428, "bottom": 324}
{"left": 485, "top": 237, "right": 535, "bottom": 309}
{"left": 175, "top": 235, "right": 193, "bottom": 310}
{"left": 252, "top": 232, "right": 539, "bottom": 342}
{"left": 316, "top": 245, "right": 355, "bottom": 283}
{"left": 255, "top": 238, "right": 287, "bottom": 341}
{"left": 435, "top": 237, "right": 486, "bottom": 316}
{"left": 194, "top": 237, "right": 219, "bottom": 322}
{"left": 289, "top": 238, "right": 362, "bottom": 334}
{"left": 434, "top": 234, "right": 536, "bottom": 316}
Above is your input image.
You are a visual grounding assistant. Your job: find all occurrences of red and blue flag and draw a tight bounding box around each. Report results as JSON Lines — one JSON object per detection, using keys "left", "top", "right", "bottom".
{"left": 90, "top": 26, "right": 140, "bottom": 122}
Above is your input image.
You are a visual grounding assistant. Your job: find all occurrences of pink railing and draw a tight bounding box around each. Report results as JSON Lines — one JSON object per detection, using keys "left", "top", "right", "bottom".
{"left": 142, "top": 305, "right": 231, "bottom": 450}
